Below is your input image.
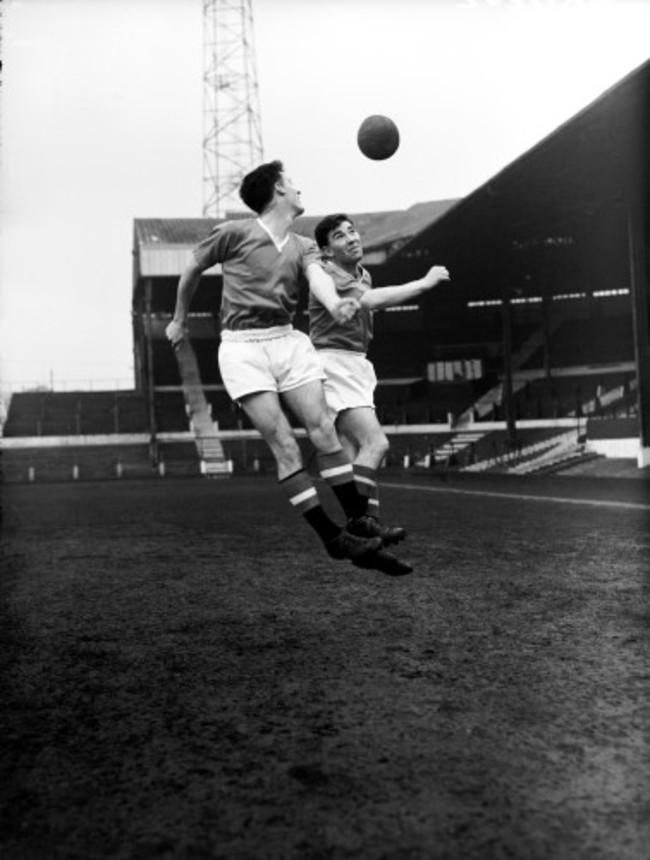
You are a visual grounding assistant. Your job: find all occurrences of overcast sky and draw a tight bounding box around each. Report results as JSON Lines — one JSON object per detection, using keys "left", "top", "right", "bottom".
{"left": 1, "top": 0, "right": 649, "bottom": 391}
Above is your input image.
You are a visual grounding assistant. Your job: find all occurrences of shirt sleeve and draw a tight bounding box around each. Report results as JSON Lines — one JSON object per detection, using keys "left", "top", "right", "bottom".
{"left": 193, "top": 221, "right": 238, "bottom": 269}
{"left": 319, "top": 260, "right": 368, "bottom": 295}
{"left": 298, "top": 236, "right": 322, "bottom": 272}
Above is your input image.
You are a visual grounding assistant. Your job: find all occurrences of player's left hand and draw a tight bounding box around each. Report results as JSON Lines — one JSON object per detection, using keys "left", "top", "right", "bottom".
{"left": 421, "top": 266, "right": 450, "bottom": 289}
{"left": 332, "top": 297, "right": 361, "bottom": 323}
{"left": 165, "top": 319, "right": 188, "bottom": 348}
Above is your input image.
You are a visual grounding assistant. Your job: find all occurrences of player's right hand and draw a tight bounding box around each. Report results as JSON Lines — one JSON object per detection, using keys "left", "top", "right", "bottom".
{"left": 165, "top": 319, "right": 188, "bottom": 347}
{"left": 422, "top": 266, "right": 450, "bottom": 289}
{"left": 332, "top": 297, "right": 361, "bottom": 324}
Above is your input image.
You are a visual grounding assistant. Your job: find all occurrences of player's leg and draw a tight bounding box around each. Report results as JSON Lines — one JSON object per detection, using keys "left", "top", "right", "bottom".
{"left": 337, "top": 424, "right": 359, "bottom": 467}
{"left": 337, "top": 407, "right": 384, "bottom": 518}
{"left": 238, "top": 389, "right": 303, "bottom": 480}
{"left": 273, "top": 332, "right": 377, "bottom": 523}
{"left": 314, "top": 349, "right": 404, "bottom": 539}
{"left": 281, "top": 379, "right": 368, "bottom": 521}
{"left": 337, "top": 406, "right": 407, "bottom": 545}
{"left": 219, "top": 335, "right": 379, "bottom": 562}
{"left": 337, "top": 406, "right": 387, "bottom": 517}
{"left": 262, "top": 331, "right": 410, "bottom": 576}
{"left": 282, "top": 381, "right": 409, "bottom": 575}
{"left": 239, "top": 390, "right": 380, "bottom": 563}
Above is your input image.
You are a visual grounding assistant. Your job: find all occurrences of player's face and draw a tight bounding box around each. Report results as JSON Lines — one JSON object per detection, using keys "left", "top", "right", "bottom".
{"left": 278, "top": 172, "right": 304, "bottom": 215}
{"left": 324, "top": 221, "right": 363, "bottom": 266}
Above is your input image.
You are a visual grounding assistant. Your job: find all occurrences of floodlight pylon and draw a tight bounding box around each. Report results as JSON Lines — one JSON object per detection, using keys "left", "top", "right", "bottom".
{"left": 202, "top": 0, "right": 264, "bottom": 218}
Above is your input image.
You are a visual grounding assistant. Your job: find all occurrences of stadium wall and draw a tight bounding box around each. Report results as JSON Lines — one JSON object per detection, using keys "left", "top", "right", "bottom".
{"left": 585, "top": 417, "right": 641, "bottom": 461}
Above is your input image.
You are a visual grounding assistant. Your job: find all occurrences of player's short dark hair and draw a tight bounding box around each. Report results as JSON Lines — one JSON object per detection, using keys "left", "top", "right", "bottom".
{"left": 314, "top": 213, "right": 354, "bottom": 249}
{"left": 239, "top": 160, "right": 284, "bottom": 214}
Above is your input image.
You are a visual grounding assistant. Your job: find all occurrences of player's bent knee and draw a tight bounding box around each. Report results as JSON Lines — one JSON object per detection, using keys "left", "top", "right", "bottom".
{"left": 378, "top": 433, "right": 390, "bottom": 458}
{"left": 262, "top": 427, "right": 301, "bottom": 465}
{"left": 367, "top": 433, "right": 390, "bottom": 463}
{"left": 306, "top": 416, "right": 339, "bottom": 452}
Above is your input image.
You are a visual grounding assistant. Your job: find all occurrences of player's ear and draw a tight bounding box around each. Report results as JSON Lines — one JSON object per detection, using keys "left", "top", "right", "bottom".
{"left": 274, "top": 174, "right": 287, "bottom": 197}
{"left": 321, "top": 244, "right": 334, "bottom": 259}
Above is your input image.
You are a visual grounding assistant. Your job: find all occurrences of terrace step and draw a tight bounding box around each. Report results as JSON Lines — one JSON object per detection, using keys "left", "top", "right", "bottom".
{"left": 434, "top": 430, "right": 486, "bottom": 463}
{"left": 173, "top": 338, "right": 230, "bottom": 478}
{"left": 507, "top": 431, "right": 584, "bottom": 475}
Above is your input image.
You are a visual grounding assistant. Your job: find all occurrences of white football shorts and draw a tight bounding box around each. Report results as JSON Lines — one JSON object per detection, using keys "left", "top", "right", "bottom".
{"left": 219, "top": 325, "right": 326, "bottom": 401}
{"left": 318, "top": 348, "right": 377, "bottom": 415}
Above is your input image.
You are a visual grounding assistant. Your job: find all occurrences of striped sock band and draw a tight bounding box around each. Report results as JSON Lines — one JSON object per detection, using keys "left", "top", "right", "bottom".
{"left": 354, "top": 463, "right": 380, "bottom": 519}
{"left": 317, "top": 449, "right": 355, "bottom": 486}
{"left": 279, "top": 469, "right": 340, "bottom": 544}
{"left": 317, "top": 449, "right": 367, "bottom": 520}
{"left": 279, "top": 468, "right": 320, "bottom": 515}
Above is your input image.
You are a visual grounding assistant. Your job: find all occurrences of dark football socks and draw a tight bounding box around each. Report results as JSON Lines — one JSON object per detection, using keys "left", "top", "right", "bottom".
{"left": 316, "top": 449, "right": 368, "bottom": 520}
{"left": 353, "top": 463, "right": 380, "bottom": 519}
{"left": 279, "top": 468, "right": 341, "bottom": 543}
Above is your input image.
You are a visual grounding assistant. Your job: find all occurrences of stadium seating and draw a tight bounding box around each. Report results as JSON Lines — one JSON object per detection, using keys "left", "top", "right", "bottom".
{"left": 521, "top": 314, "right": 634, "bottom": 370}
{"left": 506, "top": 431, "right": 601, "bottom": 476}
{"left": 512, "top": 372, "right": 636, "bottom": 421}
{"left": 152, "top": 341, "right": 182, "bottom": 386}
{"left": 375, "top": 379, "right": 484, "bottom": 426}
{"left": 157, "top": 441, "right": 202, "bottom": 477}
{"left": 154, "top": 391, "right": 189, "bottom": 432}
{"left": 3, "top": 391, "right": 150, "bottom": 437}
{"left": 2, "top": 392, "right": 46, "bottom": 437}
{"left": 1, "top": 444, "right": 154, "bottom": 483}
{"left": 463, "top": 427, "right": 578, "bottom": 473}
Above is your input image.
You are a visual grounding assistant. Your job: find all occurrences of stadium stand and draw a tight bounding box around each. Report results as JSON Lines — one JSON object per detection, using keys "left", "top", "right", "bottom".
{"left": 521, "top": 314, "right": 634, "bottom": 370}
{"left": 3, "top": 391, "right": 150, "bottom": 437}
{"left": 154, "top": 391, "right": 189, "bottom": 433}
{"left": 1, "top": 444, "right": 154, "bottom": 483}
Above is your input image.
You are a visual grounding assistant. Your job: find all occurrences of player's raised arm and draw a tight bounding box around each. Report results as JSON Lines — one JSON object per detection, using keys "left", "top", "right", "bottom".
{"left": 306, "top": 261, "right": 360, "bottom": 323}
{"left": 165, "top": 258, "right": 208, "bottom": 347}
{"left": 360, "top": 265, "right": 450, "bottom": 311}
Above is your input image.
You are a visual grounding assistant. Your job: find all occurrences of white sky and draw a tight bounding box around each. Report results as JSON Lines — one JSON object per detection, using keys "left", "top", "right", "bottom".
{"left": 1, "top": 0, "right": 649, "bottom": 391}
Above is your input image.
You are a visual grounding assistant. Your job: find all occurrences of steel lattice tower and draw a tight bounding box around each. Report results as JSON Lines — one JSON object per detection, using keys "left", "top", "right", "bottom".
{"left": 203, "top": 0, "right": 264, "bottom": 218}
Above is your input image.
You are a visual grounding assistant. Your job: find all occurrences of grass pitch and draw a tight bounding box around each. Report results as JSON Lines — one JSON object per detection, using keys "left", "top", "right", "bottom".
{"left": 1, "top": 473, "right": 649, "bottom": 859}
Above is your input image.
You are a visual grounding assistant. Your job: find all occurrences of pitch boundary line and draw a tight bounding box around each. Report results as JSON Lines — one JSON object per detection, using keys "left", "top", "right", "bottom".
{"left": 382, "top": 481, "right": 650, "bottom": 511}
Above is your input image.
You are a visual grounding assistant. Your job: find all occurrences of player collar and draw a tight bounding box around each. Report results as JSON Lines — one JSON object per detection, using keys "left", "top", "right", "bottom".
{"left": 327, "top": 259, "right": 367, "bottom": 285}
{"left": 256, "top": 218, "right": 291, "bottom": 252}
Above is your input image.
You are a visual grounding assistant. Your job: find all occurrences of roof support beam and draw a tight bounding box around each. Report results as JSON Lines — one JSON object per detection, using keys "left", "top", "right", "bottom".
{"left": 627, "top": 199, "right": 650, "bottom": 466}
